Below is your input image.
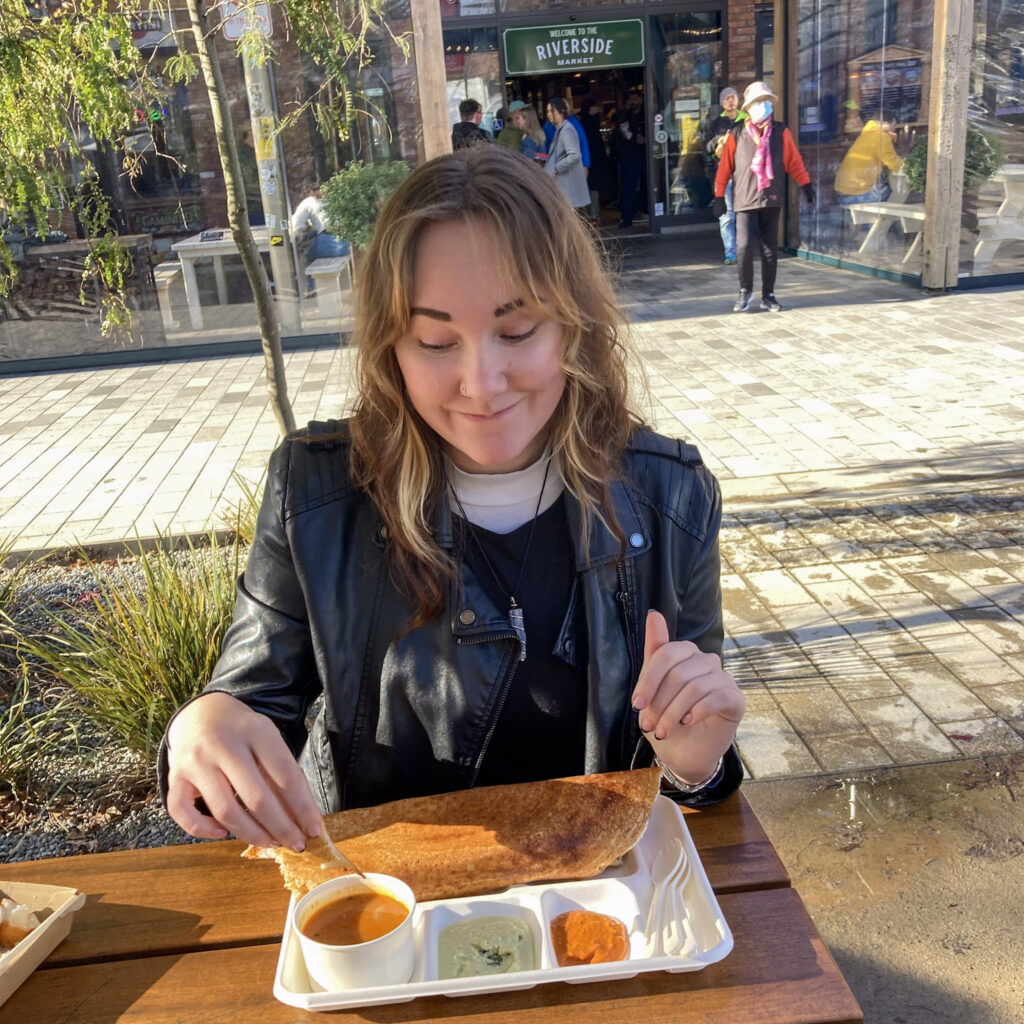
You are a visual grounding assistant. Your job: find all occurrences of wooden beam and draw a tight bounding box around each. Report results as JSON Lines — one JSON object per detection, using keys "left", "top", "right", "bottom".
{"left": 410, "top": 0, "right": 451, "bottom": 162}
{"left": 921, "top": 0, "right": 974, "bottom": 289}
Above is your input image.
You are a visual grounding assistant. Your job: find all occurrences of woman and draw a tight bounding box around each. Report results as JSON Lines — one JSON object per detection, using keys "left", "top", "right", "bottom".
{"left": 162, "top": 145, "right": 744, "bottom": 853}
{"left": 544, "top": 97, "right": 591, "bottom": 215}
{"left": 511, "top": 102, "right": 547, "bottom": 164}
{"left": 713, "top": 81, "right": 814, "bottom": 314}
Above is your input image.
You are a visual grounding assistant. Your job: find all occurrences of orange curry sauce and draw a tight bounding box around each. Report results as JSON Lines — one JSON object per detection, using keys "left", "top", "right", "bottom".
{"left": 300, "top": 891, "right": 408, "bottom": 946}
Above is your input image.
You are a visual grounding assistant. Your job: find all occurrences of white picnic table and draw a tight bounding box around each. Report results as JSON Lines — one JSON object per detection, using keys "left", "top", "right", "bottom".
{"left": 170, "top": 227, "right": 282, "bottom": 331}
{"left": 973, "top": 165, "right": 1024, "bottom": 271}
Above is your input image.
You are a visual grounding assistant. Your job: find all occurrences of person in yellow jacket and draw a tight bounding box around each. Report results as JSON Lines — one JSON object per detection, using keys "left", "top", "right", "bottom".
{"left": 835, "top": 114, "right": 903, "bottom": 204}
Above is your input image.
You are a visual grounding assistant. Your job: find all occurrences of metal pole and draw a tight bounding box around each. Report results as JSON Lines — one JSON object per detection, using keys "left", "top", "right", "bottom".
{"left": 244, "top": 57, "right": 300, "bottom": 329}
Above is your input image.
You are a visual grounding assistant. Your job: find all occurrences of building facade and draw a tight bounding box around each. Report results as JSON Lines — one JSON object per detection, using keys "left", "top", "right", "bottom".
{"left": 1, "top": 0, "right": 1021, "bottom": 367}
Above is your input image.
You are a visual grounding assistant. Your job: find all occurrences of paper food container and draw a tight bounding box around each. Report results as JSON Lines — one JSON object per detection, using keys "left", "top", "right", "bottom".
{"left": 0, "top": 880, "right": 87, "bottom": 1007}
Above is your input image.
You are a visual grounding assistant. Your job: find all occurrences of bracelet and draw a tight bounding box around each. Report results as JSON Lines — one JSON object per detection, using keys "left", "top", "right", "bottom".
{"left": 655, "top": 754, "right": 724, "bottom": 794}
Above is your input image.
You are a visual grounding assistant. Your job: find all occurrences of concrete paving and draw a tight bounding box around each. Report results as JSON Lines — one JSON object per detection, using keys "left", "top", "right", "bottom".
{"left": 1, "top": 231, "right": 1023, "bottom": 788}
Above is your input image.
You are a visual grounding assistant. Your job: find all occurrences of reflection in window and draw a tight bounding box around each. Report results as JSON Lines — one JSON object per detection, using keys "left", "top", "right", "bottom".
{"left": 796, "top": 0, "right": 933, "bottom": 275}
{"left": 443, "top": 29, "right": 502, "bottom": 136}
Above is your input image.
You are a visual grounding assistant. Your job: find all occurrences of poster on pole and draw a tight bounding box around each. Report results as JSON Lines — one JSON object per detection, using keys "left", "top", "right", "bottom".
{"left": 220, "top": 1, "right": 273, "bottom": 40}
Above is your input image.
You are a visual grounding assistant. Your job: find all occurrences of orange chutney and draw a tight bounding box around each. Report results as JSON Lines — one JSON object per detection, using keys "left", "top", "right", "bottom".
{"left": 550, "top": 909, "right": 630, "bottom": 966}
{"left": 300, "top": 891, "right": 409, "bottom": 946}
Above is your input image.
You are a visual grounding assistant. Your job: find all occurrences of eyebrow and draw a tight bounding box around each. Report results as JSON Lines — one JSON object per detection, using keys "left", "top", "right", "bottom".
{"left": 409, "top": 298, "right": 526, "bottom": 321}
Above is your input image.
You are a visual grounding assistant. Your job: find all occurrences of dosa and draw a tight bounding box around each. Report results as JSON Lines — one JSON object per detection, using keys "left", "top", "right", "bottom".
{"left": 244, "top": 767, "right": 661, "bottom": 902}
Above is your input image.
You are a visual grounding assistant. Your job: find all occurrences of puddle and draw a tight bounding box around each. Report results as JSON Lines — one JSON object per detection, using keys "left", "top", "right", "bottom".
{"left": 745, "top": 754, "right": 1023, "bottom": 910}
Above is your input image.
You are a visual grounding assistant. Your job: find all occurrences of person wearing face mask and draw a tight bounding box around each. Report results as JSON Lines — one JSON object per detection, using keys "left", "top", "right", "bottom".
{"left": 713, "top": 82, "right": 814, "bottom": 313}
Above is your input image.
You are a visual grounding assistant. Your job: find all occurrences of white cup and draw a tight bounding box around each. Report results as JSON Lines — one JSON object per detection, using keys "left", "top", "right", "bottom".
{"left": 293, "top": 873, "right": 416, "bottom": 991}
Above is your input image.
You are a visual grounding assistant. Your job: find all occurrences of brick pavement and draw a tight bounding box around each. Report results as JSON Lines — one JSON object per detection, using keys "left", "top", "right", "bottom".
{"left": 1, "top": 232, "right": 1022, "bottom": 779}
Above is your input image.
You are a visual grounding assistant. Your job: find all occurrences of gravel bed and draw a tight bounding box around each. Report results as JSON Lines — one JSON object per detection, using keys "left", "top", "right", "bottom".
{"left": 1, "top": 549, "right": 233, "bottom": 863}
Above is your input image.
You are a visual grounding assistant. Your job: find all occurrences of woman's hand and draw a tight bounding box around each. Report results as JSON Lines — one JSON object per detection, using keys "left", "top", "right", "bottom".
{"left": 165, "top": 691, "right": 323, "bottom": 851}
{"left": 631, "top": 609, "right": 746, "bottom": 785}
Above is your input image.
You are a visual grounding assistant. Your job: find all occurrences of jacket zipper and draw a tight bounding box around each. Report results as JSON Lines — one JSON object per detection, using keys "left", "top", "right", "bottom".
{"left": 615, "top": 560, "right": 642, "bottom": 768}
{"left": 458, "top": 631, "right": 519, "bottom": 786}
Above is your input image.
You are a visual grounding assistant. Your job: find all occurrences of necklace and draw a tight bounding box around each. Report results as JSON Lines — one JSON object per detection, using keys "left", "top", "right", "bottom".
{"left": 449, "top": 454, "right": 553, "bottom": 663}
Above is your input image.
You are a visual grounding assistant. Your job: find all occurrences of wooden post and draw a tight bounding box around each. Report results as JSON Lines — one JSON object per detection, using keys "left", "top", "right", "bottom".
{"left": 780, "top": 0, "right": 799, "bottom": 247}
{"left": 410, "top": 0, "right": 451, "bottom": 161}
{"left": 921, "top": 0, "right": 973, "bottom": 290}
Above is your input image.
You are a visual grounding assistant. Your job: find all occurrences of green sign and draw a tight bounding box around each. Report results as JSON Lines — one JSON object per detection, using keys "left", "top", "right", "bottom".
{"left": 504, "top": 19, "right": 644, "bottom": 76}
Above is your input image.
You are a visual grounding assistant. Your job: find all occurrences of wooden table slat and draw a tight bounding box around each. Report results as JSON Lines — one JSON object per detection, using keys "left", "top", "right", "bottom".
{"left": 1, "top": 887, "right": 860, "bottom": 1024}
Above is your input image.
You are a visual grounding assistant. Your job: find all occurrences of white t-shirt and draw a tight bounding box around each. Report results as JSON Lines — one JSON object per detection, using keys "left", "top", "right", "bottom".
{"left": 291, "top": 195, "right": 325, "bottom": 235}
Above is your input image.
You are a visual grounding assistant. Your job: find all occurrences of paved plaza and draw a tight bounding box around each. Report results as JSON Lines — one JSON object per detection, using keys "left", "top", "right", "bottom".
{"left": 2, "top": 232, "right": 1023, "bottom": 783}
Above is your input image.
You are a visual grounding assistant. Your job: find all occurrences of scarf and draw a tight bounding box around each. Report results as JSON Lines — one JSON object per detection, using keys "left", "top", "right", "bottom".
{"left": 747, "top": 118, "right": 774, "bottom": 191}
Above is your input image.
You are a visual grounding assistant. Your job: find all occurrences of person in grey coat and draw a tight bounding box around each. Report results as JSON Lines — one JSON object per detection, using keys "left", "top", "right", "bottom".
{"left": 544, "top": 97, "right": 591, "bottom": 213}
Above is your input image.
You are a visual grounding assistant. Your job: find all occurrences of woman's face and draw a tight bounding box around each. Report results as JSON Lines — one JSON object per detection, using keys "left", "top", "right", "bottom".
{"left": 393, "top": 220, "right": 566, "bottom": 474}
{"left": 546, "top": 103, "right": 564, "bottom": 126}
{"left": 511, "top": 110, "right": 525, "bottom": 131}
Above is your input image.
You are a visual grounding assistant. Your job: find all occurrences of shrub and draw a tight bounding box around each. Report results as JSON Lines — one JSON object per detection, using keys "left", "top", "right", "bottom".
{"left": 9, "top": 532, "right": 241, "bottom": 762}
{"left": 0, "top": 536, "right": 34, "bottom": 618}
{"left": 321, "top": 160, "right": 409, "bottom": 250}
{"left": 218, "top": 469, "right": 266, "bottom": 547}
{"left": 0, "top": 671, "right": 77, "bottom": 798}
{"left": 903, "top": 125, "right": 1005, "bottom": 194}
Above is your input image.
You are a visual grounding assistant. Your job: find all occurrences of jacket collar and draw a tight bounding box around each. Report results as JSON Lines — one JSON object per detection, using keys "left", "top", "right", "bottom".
{"left": 435, "top": 474, "right": 650, "bottom": 571}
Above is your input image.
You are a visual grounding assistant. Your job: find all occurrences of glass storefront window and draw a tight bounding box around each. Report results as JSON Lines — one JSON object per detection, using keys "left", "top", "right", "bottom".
{"left": 963, "top": 0, "right": 1024, "bottom": 278}
{"left": 795, "top": 0, "right": 934, "bottom": 276}
{"left": 648, "top": 12, "right": 722, "bottom": 221}
{"left": 444, "top": 29, "right": 502, "bottom": 135}
{"left": 1, "top": 5, "right": 412, "bottom": 366}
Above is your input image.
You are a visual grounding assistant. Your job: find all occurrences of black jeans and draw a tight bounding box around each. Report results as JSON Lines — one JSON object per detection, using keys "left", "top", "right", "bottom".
{"left": 735, "top": 206, "right": 781, "bottom": 296}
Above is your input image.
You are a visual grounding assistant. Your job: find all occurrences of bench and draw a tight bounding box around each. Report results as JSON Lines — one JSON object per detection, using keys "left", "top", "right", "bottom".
{"left": 847, "top": 202, "right": 926, "bottom": 264}
{"left": 973, "top": 214, "right": 1024, "bottom": 271}
{"left": 306, "top": 253, "right": 353, "bottom": 321}
{"left": 152, "top": 261, "right": 182, "bottom": 331}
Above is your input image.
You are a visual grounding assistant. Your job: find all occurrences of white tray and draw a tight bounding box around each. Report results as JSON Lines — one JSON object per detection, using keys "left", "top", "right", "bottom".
{"left": 273, "top": 794, "right": 733, "bottom": 1011}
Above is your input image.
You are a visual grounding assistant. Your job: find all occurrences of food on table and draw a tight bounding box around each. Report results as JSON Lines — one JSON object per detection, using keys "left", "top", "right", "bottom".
{"left": 244, "top": 767, "right": 661, "bottom": 902}
{"left": 549, "top": 909, "right": 630, "bottom": 966}
{"left": 0, "top": 897, "right": 41, "bottom": 951}
{"left": 299, "top": 890, "right": 409, "bottom": 946}
{"left": 437, "top": 915, "right": 535, "bottom": 978}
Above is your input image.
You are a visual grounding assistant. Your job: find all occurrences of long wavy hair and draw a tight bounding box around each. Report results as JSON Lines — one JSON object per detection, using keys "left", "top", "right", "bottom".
{"left": 514, "top": 105, "right": 546, "bottom": 147}
{"left": 349, "top": 145, "right": 647, "bottom": 628}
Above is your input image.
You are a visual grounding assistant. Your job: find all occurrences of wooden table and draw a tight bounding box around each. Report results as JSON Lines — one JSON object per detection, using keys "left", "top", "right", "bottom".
{"left": 1, "top": 793, "right": 863, "bottom": 1023}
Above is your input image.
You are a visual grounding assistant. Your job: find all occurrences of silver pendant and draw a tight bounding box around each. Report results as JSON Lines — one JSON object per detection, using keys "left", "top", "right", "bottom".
{"left": 509, "top": 604, "right": 527, "bottom": 662}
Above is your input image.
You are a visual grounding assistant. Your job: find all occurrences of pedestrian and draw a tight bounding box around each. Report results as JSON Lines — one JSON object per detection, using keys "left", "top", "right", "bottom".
{"left": 494, "top": 106, "right": 523, "bottom": 151}
{"left": 160, "top": 144, "right": 744, "bottom": 849}
{"left": 544, "top": 97, "right": 592, "bottom": 215}
{"left": 510, "top": 102, "right": 548, "bottom": 164}
{"left": 703, "top": 87, "right": 747, "bottom": 264}
{"left": 451, "top": 99, "right": 493, "bottom": 150}
{"left": 290, "top": 182, "right": 350, "bottom": 295}
{"left": 713, "top": 81, "right": 814, "bottom": 313}
{"left": 613, "top": 91, "right": 647, "bottom": 228}
{"left": 579, "top": 97, "right": 613, "bottom": 224}
{"left": 834, "top": 110, "right": 902, "bottom": 204}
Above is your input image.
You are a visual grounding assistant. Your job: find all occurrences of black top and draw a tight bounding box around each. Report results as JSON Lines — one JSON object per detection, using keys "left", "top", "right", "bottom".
{"left": 455, "top": 496, "right": 587, "bottom": 786}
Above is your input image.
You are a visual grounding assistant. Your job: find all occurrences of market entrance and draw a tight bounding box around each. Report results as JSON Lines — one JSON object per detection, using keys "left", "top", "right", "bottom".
{"left": 506, "top": 68, "right": 646, "bottom": 229}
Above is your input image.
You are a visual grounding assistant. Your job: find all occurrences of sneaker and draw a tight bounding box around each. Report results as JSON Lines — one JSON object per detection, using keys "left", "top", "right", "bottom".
{"left": 760, "top": 294, "right": 783, "bottom": 312}
{"left": 724, "top": 257, "right": 736, "bottom": 265}
{"left": 733, "top": 289, "right": 753, "bottom": 312}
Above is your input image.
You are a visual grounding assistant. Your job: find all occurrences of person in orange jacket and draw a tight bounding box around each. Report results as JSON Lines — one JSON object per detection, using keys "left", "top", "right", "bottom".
{"left": 713, "top": 82, "right": 814, "bottom": 313}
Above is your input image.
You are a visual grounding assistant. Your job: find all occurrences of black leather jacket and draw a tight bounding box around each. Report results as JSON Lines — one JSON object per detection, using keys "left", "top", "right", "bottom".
{"left": 160, "top": 422, "right": 741, "bottom": 813}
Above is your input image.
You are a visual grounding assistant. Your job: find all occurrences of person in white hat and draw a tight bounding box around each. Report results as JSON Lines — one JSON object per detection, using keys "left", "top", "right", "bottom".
{"left": 712, "top": 81, "right": 814, "bottom": 313}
